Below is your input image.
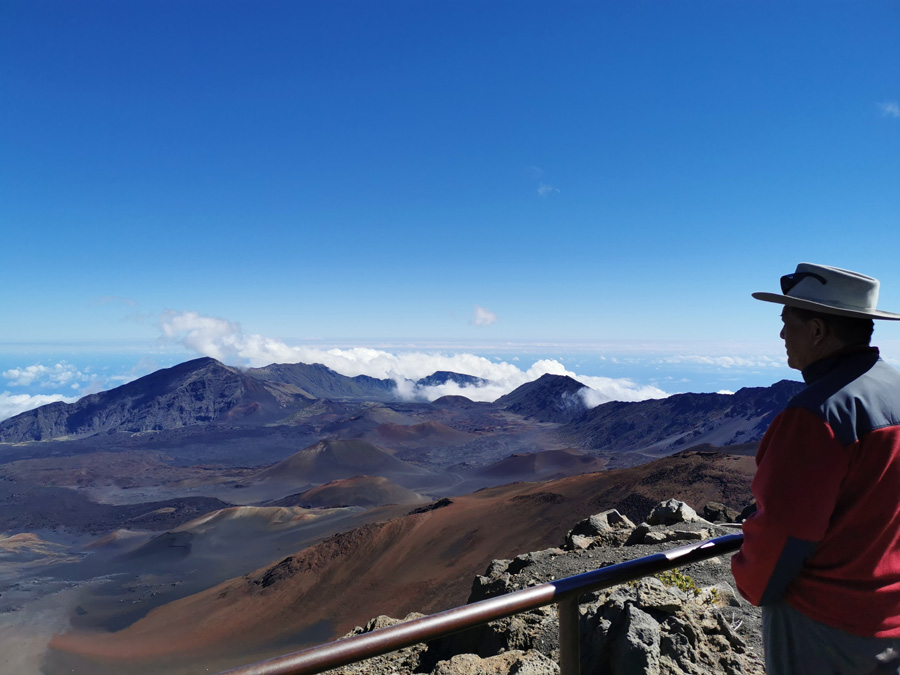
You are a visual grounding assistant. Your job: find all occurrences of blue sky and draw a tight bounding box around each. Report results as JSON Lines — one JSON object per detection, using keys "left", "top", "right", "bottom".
{"left": 1, "top": 1, "right": 899, "bottom": 416}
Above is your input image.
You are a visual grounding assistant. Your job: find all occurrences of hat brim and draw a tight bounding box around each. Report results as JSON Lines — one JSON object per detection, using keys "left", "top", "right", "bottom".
{"left": 753, "top": 292, "right": 900, "bottom": 321}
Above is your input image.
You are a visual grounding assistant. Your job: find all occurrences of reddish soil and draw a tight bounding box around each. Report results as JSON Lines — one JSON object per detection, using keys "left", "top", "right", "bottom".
{"left": 366, "top": 421, "right": 474, "bottom": 446}
{"left": 48, "top": 450, "right": 756, "bottom": 672}
{"left": 474, "top": 448, "right": 607, "bottom": 478}
{"left": 296, "top": 475, "right": 429, "bottom": 508}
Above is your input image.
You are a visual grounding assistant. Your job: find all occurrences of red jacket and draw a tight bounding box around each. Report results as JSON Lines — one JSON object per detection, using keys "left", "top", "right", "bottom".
{"left": 731, "top": 347, "right": 900, "bottom": 637}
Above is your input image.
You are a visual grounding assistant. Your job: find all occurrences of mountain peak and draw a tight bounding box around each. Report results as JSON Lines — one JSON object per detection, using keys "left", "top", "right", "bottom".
{"left": 495, "top": 373, "right": 588, "bottom": 423}
{"left": 0, "top": 357, "right": 300, "bottom": 442}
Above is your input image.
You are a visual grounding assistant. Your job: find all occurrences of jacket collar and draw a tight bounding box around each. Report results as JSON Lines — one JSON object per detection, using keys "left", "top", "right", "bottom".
{"left": 801, "top": 346, "right": 880, "bottom": 385}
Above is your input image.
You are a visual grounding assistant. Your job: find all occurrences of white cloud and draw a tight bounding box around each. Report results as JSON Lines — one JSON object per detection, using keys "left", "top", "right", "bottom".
{"left": 472, "top": 305, "right": 498, "bottom": 327}
{"left": 537, "top": 182, "right": 559, "bottom": 197}
{"left": 0, "top": 392, "right": 79, "bottom": 422}
{"left": 658, "top": 354, "right": 785, "bottom": 368}
{"left": 157, "top": 310, "right": 671, "bottom": 405}
{"left": 878, "top": 101, "right": 900, "bottom": 118}
{"left": 578, "top": 376, "right": 668, "bottom": 406}
{"left": 2, "top": 362, "right": 96, "bottom": 388}
{"left": 159, "top": 310, "right": 247, "bottom": 363}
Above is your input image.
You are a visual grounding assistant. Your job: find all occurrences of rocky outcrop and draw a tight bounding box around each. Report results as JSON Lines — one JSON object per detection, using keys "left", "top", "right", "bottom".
{"left": 564, "top": 510, "right": 636, "bottom": 550}
{"left": 579, "top": 577, "right": 755, "bottom": 674}
{"left": 325, "top": 500, "right": 761, "bottom": 675}
{"left": 327, "top": 613, "right": 559, "bottom": 675}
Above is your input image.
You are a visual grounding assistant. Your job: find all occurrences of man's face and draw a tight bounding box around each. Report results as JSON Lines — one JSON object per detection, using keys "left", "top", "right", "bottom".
{"left": 780, "top": 307, "right": 818, "bottom": 371}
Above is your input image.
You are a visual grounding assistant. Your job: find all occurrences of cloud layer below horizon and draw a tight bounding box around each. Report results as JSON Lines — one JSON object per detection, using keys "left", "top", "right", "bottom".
{"left": 160, "top": 311, "right": 668, "bottom": 407}
{"left": 3, "top": 308, "right": 820, "bottom": 422}
{"left": 157, "top": 310, "right": 669, "bottom": 405}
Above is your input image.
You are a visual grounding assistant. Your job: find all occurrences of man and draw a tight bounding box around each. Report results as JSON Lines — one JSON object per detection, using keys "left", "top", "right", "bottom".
{"left": 732, "top": 263, "right": 900, "bottom": 674}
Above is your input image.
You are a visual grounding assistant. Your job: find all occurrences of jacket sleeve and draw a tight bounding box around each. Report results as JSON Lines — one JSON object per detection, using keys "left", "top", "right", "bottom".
{"left": 731, "top": 407, "right": 850, "bottom": 605}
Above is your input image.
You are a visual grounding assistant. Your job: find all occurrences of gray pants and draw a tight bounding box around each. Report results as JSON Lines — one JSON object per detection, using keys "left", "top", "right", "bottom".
{"left": 763, "top": 601, "right": 900, "bottom": 675}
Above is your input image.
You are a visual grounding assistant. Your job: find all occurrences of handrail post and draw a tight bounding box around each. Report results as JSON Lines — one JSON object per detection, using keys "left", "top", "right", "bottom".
{"left": 557, "top": 595, "right": 580, "bottom": 675}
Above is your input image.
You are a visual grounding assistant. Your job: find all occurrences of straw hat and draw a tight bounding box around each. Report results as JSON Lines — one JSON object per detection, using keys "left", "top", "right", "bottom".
{"left": 753, "top": 263, "right": 900, "bottom": 320}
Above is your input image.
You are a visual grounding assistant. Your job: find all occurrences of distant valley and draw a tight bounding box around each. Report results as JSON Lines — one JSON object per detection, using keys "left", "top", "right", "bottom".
{"left": 0, "top": 357, "right": 803, "bottom": 674}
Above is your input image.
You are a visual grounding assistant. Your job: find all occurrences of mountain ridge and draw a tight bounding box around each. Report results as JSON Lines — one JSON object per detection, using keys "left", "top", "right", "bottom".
{"left": 564, "top": 379, "right": 805, "bottom": 455}
{"left": 0, "top": 358, "right": 317, "bottom": 442}
{"left": 245, "top": 362, "right": 398, "bottom": 401}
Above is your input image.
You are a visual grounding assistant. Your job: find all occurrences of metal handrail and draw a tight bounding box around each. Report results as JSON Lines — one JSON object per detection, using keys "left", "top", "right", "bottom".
{"left": 217, "top": 532, "right": 744, "bottom": 675}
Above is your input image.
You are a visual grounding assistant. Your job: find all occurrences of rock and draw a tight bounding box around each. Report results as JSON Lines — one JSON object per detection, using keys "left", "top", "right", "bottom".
{"left": 567, "top": 534, "right": 595, "bottom": 550}
{"left": 698, "top": 582, "right": 742, "bottom": 608}
{"left": 738, "top": 500, "right": 758, "bottom": 523}
{"left": 420, "top": 605, "right": 560, "bottom": 672}
{"left": 611, "top": 604, "right": 662, "bottom": 674}
{"left": 643, "top": 530, "right": 673, "bottom": 544}
{"left": 564, "top": 510, "right": 635, "bottom": 550}
{"left": 354, "top": 613, "right": 425, "bottom": 634}
{"left": 625, "top": 522, "right": 651, "bottom": 546}
{"left": 634, "top": 577, "right": 686, "bottom": 614}
{"left": 704, "top": 502, "right": 740, "bottom": 523}
{"left": 647, "top": 499, "right": 704, "bottom": 526}
{"left": 470, "top": 571, "right": 514, "bottom": 602}
{"left": 674, "top": 529, "right": 708, "bottom": 541}
{"left": 430, "top": 649, "right": 559, "bottom": 674}
{"left": 508, "top": 549, "right": 563, "bottom": 575}
{"left": 328, "top": 613, "right": 427, "bottom": 674}
{"left": 580, "top": 580, "right": 762, "bottom": 675}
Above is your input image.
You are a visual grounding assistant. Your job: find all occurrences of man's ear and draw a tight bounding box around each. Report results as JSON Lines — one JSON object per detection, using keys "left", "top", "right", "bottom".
{"left": 810, "top": 317, "right": 828, "bottom": 343}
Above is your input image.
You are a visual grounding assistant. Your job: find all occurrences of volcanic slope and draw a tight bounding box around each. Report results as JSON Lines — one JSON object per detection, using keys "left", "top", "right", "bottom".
{"left": 495, "top": 373, "right": 588, "bottom": 423}
{"left": 246, "top": 439, "right": 443, "bottom": 496}
{"left": 47, "top": 503, "right": 404, "bottom": 647}
{"left": 0, "top": 533, "right": 81, "bottom": 579}
{"left": 0, "top": 475, "right": 232, "bottom": 534}
{"left": 472, "top": 448, "right": 606, "bottom": 481}
{"left": 363, "top": 421, "right": 475, "bottom": 447}
{"left": 117, "top": 505, "right": 352, "bottom": 570}
{"left": 46, "top": 449, "right": 756, "bottom": 675}
{"left": 274, "top": 476, "right": 429, "bottom": 509}
{"left": 445, "top": 448, "right": 608, "bottom": 495}
{"left": 562, "top": 379, "right": 805, "bottom": 462}
{"left": 0, "top": 358, "right": 314, "bottom": 442}
{"left": 245, "top": 362, "right": 398, "bottom": 401}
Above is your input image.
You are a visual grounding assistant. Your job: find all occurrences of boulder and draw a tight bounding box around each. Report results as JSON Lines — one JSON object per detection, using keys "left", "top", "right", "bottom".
{"left": 625, "top": 522, "right": 651, "bottom": 546}
{"left": 647, "top": 499, "right": 705, "bottom": 526}
{"left": 431, "top": 649, "right": 559, "bottom": 675}
{"left": 328, "top": 613, "right": 427, "bottom": 674}
{"left": 611, "top": 604, "right": 661, "bottom": 674}
{"left": 704, "top": 502, "right": 740, "bottom": 523}
{"left": 581, "top": 577, "right": 762, "bottom": 674}
{"left": 564, "top": 510, "right": 636, "bottom": 550}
